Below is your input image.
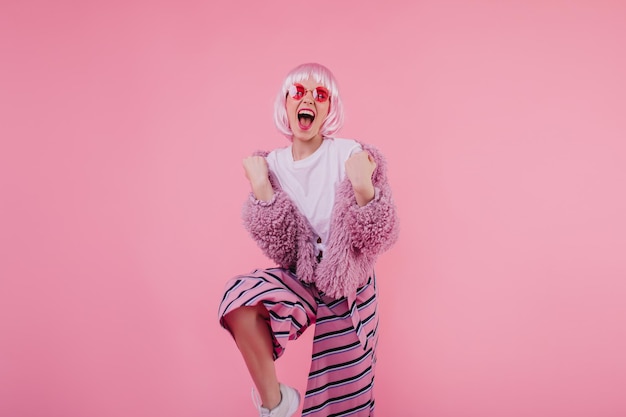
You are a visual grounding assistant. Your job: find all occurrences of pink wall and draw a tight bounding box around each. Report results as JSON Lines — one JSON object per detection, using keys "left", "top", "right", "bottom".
{"left": 2, "top": 1, "right": 625, "bottom": 416}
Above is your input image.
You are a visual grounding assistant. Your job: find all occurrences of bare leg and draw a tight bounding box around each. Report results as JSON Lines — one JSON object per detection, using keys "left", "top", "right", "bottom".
{"left": 223, "top": 304, "right": 281, "bottom": 409}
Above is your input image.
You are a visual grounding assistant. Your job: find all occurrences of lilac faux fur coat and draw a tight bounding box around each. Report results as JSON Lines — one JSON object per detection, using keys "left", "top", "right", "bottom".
{"left": 242, "top": 141, "right": 399, "bottom": 299}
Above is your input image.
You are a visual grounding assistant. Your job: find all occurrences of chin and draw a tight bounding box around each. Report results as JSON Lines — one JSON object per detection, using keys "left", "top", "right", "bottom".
{"left": 298, "top": 134, "right": 320, "bottom": 142}
{"left": 291, "top": 129, "right": 316, "bottom": 140}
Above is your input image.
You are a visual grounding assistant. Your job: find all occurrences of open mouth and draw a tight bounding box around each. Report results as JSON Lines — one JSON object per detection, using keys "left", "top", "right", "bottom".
{"left": 297, "top": 109, "right": 315, "bottom": 129}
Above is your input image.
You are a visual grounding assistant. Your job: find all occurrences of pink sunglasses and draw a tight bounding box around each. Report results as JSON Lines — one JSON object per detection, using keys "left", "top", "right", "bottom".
{"left": 288, "top": 83, "right": 330, "bottom": 103}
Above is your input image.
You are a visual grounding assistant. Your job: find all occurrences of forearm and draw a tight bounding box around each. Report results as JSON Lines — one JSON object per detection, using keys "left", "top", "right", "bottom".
{"left": 352, "top": 181, "right": 375, "bottom": 207}
{"left": 345, "top": 143, "right": 399, "bottom": 254}
{"left": 250, "top": 178, "right": 274, "bottom": 202}
{"left": 347, "top": 183, "right": 399, "bottom": 256}
{"left": 242, "top": 191, "right": 297, "bottom": 267}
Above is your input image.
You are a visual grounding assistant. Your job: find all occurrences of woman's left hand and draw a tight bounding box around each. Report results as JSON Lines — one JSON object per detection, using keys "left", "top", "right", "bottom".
{"left": 345, "top": 151, "right": 376, "bottom": 206}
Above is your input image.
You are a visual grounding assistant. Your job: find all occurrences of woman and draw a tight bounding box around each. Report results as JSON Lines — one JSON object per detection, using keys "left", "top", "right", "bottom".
{"left": 218, "top": 63, "right": 399, "bottom": 417}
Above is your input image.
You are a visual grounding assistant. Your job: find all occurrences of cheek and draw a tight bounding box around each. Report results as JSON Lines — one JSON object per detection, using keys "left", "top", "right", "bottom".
{"left": 318, "top": 106, "right": 330, "bottom": 123}
{"left": 285, "top": 104, "right": 296, "bottom": 121}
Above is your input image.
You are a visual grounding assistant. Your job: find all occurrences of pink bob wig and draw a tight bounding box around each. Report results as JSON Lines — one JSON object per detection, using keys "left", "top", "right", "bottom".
{"left": 273, "top": 63, "right": 345, "bottom": 139}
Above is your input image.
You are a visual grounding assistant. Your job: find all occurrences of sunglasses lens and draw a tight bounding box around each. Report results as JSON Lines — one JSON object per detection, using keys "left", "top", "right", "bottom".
{"left": 314, "top": 87, "right": 329, "bottom": 102}
{"left": 289, "top": 84, "right": 306, "bottom": 99}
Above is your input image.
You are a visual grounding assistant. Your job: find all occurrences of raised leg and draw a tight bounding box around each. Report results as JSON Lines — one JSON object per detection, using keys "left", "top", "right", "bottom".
{"left": 223, "top": 304, "right": 281, "bottom": 409}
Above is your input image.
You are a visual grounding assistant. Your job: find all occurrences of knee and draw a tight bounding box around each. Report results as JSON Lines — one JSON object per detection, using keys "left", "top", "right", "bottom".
{"left": 223, "top": 304, "right": 269, "bottom": 329}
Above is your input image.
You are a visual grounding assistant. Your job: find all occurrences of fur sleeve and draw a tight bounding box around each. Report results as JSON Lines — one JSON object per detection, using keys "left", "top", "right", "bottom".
{"left": 242, "top": 190, "right": 298, "bottom": 269}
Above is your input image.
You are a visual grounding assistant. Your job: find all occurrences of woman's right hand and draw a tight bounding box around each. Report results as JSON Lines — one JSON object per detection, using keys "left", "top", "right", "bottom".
{"left": 243, "top": 156, "right": 274, "bottom": 201}
{"left": 243, "top": 156, "right": 269, "bottom": 185}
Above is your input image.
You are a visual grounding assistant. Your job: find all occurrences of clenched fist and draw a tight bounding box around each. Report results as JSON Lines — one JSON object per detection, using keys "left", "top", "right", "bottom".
{"left": 345, "top": 151, "right": 376, "bottom": 206}
{"left": 243, "top": 156, "right": 274, "bottom": 202}
{"left": 243, "top": 156, "right": 269, "bottom": 185}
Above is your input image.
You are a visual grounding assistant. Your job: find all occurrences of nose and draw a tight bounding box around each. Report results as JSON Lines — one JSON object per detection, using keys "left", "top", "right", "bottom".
{"left": 302, "top": 90, "right": 315, "bottom": 104}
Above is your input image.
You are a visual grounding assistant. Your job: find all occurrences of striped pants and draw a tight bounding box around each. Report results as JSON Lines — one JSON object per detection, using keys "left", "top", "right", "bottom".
{"left": 218, "top": 268, "right": 379, "bottom": 417}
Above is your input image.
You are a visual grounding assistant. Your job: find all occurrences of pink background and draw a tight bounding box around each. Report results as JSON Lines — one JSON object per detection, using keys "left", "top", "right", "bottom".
{"left": 2, "top": 1, "right": 625, "bottom": 416}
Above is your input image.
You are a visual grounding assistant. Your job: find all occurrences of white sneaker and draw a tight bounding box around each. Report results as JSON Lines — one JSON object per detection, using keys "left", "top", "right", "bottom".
{"left": 252, "top": 383, "right": 301, "bottom": 417}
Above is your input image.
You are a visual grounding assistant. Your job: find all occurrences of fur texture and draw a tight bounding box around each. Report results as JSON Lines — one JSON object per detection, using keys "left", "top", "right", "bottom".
{"left": 242, "top": 142, "right": 399, "bottom": 299}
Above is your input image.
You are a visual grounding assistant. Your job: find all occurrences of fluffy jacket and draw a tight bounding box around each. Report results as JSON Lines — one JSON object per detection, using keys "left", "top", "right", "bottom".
{"left": 242, "top": 142, "right": 399, "bottom": 299}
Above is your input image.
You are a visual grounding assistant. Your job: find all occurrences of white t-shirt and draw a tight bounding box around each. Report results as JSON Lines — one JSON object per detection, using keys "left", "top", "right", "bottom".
{"left": 266, "top": 138, "right": 363, "bottom": 255}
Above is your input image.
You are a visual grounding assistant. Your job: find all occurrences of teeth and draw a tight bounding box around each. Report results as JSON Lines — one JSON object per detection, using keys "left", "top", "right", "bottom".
{"left": 298, "top": 109, "right": 315, "bottom": 117}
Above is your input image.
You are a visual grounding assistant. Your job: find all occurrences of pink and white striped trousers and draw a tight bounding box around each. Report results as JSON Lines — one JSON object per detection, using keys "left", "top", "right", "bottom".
{"left": 219, "top": 268, "right": 379, "bottom": 417}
